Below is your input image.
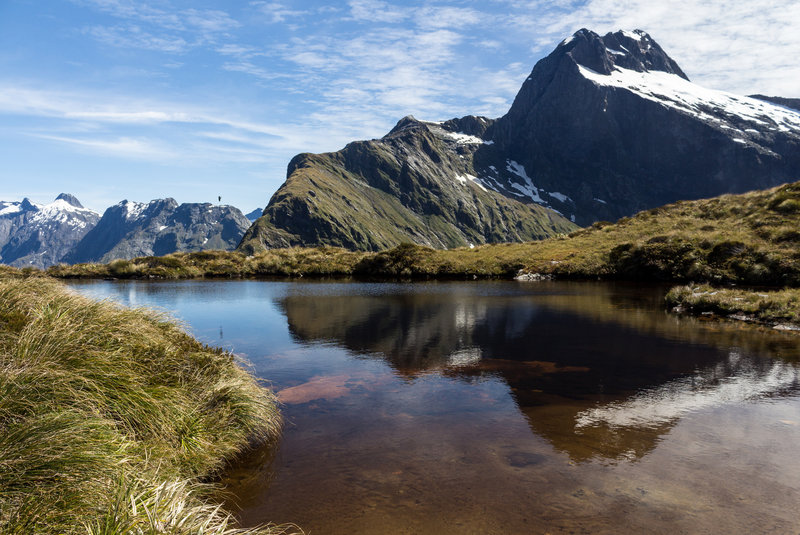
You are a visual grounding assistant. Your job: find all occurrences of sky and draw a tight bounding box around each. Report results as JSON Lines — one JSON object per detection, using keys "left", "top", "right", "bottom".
{"left": 1, "top": 0, "right": 799, "bottom": 214}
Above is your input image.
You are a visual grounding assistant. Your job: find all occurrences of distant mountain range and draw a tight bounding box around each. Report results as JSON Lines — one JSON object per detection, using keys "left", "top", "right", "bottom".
{"left": 0, "top": 194, "right": 100, "bottom": 269}
{"left": 0, "top": 195, "right": 251, "bottom": 268}
{"left": 239, "top": 28, "right": 800, "bottom": 253}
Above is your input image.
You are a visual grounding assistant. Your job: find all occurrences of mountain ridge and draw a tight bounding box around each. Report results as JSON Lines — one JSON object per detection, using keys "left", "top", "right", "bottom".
{"left": 0, "top": 195, "right": 253, "bottom": 267}
{"left": 241, "top": 28, "right": 800, "bottom": 252}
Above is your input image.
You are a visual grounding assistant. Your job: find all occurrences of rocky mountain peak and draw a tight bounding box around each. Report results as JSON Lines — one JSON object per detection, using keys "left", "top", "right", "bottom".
{"left": 386, "top": 115, "right": 430, "bottom": 137}
{"left": 55, "top": 193, "right": 84, "bottom": 208}
{"left": 19, "top": 198, "right": 37, "bottom": 212}
{"left": 558, "top": 28, "right": 687, "bottom": 79}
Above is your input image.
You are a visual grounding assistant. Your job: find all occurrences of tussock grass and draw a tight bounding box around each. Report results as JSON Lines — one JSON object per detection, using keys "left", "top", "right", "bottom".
{"left": 666, "top": 284, "right": 800, "bottom": 327}
{"left": 46, "top": 181, "right": 800, "bottom": 287}
{"left": 0, "top": 275, "right": 294, "bottom": 534}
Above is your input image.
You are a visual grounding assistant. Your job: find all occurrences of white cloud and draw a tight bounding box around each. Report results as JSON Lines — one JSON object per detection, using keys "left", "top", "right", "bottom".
{"left": 83, "top": 25, "right": 188, "bottom": 53}
{"left": 413, "top": 6, "right": 483, "bottom": 30}
{"left": 502, "top": 0, "right": 800, "bottom": 96}
{"left": 347, "top": 0, "right": 408, "bottom": 23}
{"left": 253, "top": 2, "right": 308, "bottom": 23}
{"left": 76, "top": 0, "right": 239, "bottom": 53}
{"left": 32, "top": 134, "right": 176, "bottom": 160}
{"left": 75, "top": 0, "right": 239, "bottom": 32}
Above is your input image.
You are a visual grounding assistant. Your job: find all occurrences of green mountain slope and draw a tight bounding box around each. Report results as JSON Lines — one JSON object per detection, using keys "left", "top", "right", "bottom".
{"left": 238, "top": 116, "right": 577, "bottom": 253}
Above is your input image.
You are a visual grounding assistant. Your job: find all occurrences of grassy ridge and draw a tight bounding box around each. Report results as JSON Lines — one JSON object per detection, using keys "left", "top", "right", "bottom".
{"left": 0, "top": 274, "right": 293, "bottom": 534}
{"left": 47, "top": 181, "right": 800, "bottom": 286}
{"left": 666, "top": 284, "right": 800, "bottom": 329}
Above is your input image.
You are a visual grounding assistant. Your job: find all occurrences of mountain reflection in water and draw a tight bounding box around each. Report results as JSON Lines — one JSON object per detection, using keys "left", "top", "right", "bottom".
{"left": 67, "top": 280, "right": 800, "bottom": 534}
{"left": 277, "top": 282, "right": 800, "bottom": 463}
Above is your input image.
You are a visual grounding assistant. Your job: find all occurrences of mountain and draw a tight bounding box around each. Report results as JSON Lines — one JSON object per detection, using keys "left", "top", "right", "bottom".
{"left": 488, "top": 28, "right": 800, "bottom": 224}
{"left": 0, "top": 194, "right": 99, "bottom": 268}
{"left": 244, "top": 208, "right": 263, "bottom": 222}
{"left": 240, "top": 28, "right": 800, "bottom": 252}
{"left": 238, "top": 115, "right": 577, "bottom": 253}
{"left": 63, "top": 199, "right": 251, "bottom": 264}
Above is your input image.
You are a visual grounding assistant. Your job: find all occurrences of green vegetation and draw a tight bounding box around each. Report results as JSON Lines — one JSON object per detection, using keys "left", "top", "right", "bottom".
{"left": 48, "top": 181, "right": 800, "bottom": 287}
{"left": 666, "top": 284, "right": 800, "bottom": 328}
{"left": 0, "top": 274, "right": 294, "bottom": 534}
{"left": 237, "top": 122, "right": 577, "bottom": 252}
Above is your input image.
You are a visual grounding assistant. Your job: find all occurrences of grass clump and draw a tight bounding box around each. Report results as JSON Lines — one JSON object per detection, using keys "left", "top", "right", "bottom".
{"left": 0, "top": 274, "right": 294, "bottom": 534}
{"left": 666, "top": 284, "right": 800, "bottom": 327}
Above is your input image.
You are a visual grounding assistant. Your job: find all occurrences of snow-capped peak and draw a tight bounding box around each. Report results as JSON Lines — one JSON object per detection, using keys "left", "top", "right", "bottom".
{"left": 578, "top": 64, "right": 800, "bottom": 136}
{"left": 118, "top": 200, "right": 147, "bottom": 220}
{"left": 30, "top": 197, "right": 99, "bottom": 226}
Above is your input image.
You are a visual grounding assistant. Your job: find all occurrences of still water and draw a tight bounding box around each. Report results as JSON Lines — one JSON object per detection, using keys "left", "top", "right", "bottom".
{"left": 68, "top": 280, "right": 800, "bottom": 534}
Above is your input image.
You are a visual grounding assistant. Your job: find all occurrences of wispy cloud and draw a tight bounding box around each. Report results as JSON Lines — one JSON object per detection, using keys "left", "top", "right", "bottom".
{"left": 499, "top": 0, "right": 800, "bottom": 95}
{"left": 0, "top": 84, "right": 359, "bottom": 166}
{"left": 75, "top": 0, "right": 239, "bottom": 52}
{"left": 83, "top": 25, "right": 188, "bottom": 53}
{"left": 74, "top": 0, "right": 239, "bottom": 32}
{"left": 32, "top": 134, "right": 176, "bottom": 160}
{"left": 252, "top": 2, "right": 308, "bottom": 23}
{"left": 347, "top": 0, "right": 408, "bottom": 23}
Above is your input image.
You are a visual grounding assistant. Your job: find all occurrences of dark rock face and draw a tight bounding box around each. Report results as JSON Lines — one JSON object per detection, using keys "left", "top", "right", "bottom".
{"left": 486, "top": 29, "right": 800, "bottom": 225}
{"left": 749, "top": 95, "right": 800, "bottom": 112}
{"left": 64, "top": 199, "right": 252, "bottom": 264}
{"left": 0, "top": 194, "right": 99, "bottom": 269}
{"left": 242, "top": 28, "right": 800, "bottom": 250}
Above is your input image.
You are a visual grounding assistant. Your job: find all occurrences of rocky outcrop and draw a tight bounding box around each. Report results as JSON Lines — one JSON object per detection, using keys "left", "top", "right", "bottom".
{"left": 0, "top": 194, "right": 99, "bottom": 268}
{"left": 64, "top": 199, "right": 251, "bottom": 264}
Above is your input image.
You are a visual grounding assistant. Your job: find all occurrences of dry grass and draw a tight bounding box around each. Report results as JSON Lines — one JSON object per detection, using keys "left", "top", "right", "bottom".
{"left": 666, "top": 284, "right": 800, "bottom": 327}
{"left": 0, "top": 274, "right": 295, "bottom": 534}
{"left": 46, "top": 181, "right": 800, "bottom": 287}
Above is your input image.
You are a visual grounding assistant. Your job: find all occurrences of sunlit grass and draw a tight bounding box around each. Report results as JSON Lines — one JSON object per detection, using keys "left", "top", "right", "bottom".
{"left": 0, "top": 275, "right": 295, "bottom": 534}
{"left": 47, "top": 181, "right": 800, "bottom": 287}
{"left": 666, "top": 284, "right": 800, "bottom": 327}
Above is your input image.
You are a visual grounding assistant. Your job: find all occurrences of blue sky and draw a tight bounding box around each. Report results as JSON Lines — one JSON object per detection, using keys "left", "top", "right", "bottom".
{"left": 1, "top": 0, "right": 798, "bottom": 213}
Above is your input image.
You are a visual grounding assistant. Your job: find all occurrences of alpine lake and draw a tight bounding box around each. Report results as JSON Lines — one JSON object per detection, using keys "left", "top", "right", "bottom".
{"left": 67, "top": 279, "right": 800, "bottom": 534}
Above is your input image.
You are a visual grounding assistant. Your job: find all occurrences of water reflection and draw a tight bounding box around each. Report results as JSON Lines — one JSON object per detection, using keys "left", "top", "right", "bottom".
{"left": 277, "top": 282, "right": 800, "bottom": 463}
{"left": 67, "top": 280, "right": 800, "bottom": 534}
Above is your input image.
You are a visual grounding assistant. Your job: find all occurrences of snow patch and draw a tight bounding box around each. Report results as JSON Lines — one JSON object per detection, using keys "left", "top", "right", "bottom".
{"left": 30, "top": 199, "right": 98, "bottom": 225}
{"left": 594, "top": 198, "right": 607, "bottom": 204}
{"left": 455, "top": 173, "right": 487, "bottom": 192}
{"left": 577, "top": 65, "right": 800, "bottom": 134}
{"left": 620, "top": 29, "right": 644, "bottom": 41}
{"left": 0, "top": 202, "right": 24, "bottom": 216}
{"left": 446, "top": 132, "right": 490, "bottom": 145}
{"left": 506, "top": 160, "right": 543, "bottom": 203}
{"left": 121, "top": 201, "right": 146, "bottom": 220}
{"left": 549, "top": 191, "right": 572, "bottom": 203}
